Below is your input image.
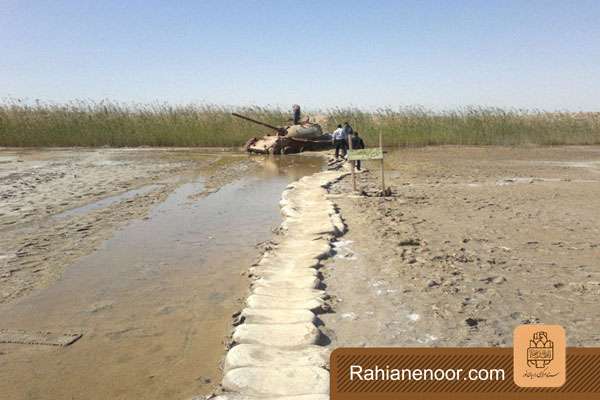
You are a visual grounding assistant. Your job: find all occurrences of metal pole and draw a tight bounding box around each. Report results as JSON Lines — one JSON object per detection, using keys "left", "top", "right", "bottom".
{"left": 348, "top": 133, "right": 356, "bottom": 192}
{"left": 379, "top": 132, "right": 385, "bottom": 195}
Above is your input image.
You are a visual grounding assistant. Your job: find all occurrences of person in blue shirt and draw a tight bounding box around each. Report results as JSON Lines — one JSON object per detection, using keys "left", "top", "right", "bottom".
{"left": 343, "top": 121, "right": 353, "bottom": 137}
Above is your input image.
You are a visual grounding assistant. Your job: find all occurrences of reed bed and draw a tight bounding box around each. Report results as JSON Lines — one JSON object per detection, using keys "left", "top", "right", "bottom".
{"left": 1, "top": 99, "right": 599, "bottom": 147}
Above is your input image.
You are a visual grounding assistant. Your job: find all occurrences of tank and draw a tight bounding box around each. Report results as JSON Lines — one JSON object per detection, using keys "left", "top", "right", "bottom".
{"left": 233, "top": 113, "right": 332, "bottom": 155}
{"left": 286, "top": 123, "right": 323, "bottom": 139}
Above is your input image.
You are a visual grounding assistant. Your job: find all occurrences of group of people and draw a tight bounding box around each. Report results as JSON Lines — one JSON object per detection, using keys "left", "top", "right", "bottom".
{"left": 290, "top": 105, "right": 365, "bottom": 170}
{"left": 332, "top": 122, "right": 365, "bottom": 170}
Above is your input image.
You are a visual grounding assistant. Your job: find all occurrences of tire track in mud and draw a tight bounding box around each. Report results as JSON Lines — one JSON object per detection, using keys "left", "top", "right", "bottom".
{"left": 210, "top": 167, "right": 348, "bottom": 400}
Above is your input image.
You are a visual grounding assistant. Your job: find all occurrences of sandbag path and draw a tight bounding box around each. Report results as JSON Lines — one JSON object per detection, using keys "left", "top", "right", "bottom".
{"left": 211, "top": 169, "right": 348, "bottom": 400}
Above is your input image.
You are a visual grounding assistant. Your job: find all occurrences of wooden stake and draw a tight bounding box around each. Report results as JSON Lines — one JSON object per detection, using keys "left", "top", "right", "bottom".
{"left": 379, "top": 132, "right": 386, "bottom": 195}
{"left": 348, "top": 133, "right": 356, "bottom": 192}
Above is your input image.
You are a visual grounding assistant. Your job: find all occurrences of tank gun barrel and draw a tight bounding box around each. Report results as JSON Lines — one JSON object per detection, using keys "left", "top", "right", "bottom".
{"left": 232, "top": 113, "right": 287, "bottom": 135}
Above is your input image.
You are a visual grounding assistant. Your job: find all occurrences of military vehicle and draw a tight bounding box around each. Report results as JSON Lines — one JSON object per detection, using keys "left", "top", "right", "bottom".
{"left": 232, "top": 113, "right": 333, "bottom": 154}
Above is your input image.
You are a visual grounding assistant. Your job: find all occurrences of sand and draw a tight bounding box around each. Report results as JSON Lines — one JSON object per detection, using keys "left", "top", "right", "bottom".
{"left": 3, "top": 145, "right": 600, "bottom": 399}
{"left": 320, "top": 146, "right": 600, "bottom": 348}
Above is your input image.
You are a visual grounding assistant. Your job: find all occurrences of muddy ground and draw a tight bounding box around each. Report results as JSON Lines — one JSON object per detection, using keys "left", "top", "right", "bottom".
{"left": 0, "top": 148, "right": 256, "bottom": 303}
{"left": 321, "top": 146, "right": 600, "bottom": 348}
{"left": 0, "top": 148, "right": 325, "bottom": 400}
{"left": 2, "top": 145, "right": 599, "bottom": 399}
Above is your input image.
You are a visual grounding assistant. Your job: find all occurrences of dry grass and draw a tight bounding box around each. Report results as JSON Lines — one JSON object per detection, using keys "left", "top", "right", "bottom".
{"left": 1, "top": 99, "right": 599, "bottom": 147}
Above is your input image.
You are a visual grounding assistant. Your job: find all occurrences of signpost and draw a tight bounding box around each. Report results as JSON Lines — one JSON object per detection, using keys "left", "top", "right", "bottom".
{"left": 347, "top": 132, "right": 356, "bottom": 192}
{"left": 347, "top": 132, "right": 387, "bottom": 195}
{"left": 347, "top": 148, "right": 384, "bottom": 161}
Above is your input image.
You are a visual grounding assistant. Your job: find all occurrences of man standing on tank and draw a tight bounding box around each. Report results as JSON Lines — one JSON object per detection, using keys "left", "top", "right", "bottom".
{"left": 292, "top": 104, "right": 301, "bottom": 125}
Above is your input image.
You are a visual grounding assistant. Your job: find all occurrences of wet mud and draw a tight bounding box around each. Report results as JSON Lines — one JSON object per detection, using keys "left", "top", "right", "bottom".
{"left": 0, "top": 148, "right": 323, "bottom": 400}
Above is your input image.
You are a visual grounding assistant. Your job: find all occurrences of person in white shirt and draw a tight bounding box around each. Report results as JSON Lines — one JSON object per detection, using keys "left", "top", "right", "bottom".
{"left": 332, "top": 124, "right": 347, "bottom": 159}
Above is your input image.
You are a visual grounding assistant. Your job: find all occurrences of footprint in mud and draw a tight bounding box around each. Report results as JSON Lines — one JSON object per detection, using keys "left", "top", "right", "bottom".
{"left": 157, "top": 305, "right": 177, "bottom": 315}
{"left": 208, "top": 292, "right": 226, "bottom": 302}
{"left": 106, "top": 327, "right": 139, "bottom": 340}
{"left": 106, "top": 327, "right": 164, "bottom": 340}
{"left": 85, "top": 301, "right": 114, "bottom": 314}
{"left": 196, "top": 376, "right": 212, "bottom": 385}
{"left": 479, "top": 276, "right": 507, "bottom": 284}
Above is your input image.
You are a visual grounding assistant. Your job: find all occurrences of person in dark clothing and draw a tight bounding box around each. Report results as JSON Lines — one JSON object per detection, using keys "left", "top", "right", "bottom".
{"left": 292, "top": 104, "right": 301, "bottom": 124}
{"left": 350, "top": 131, "right": 366, "bottom": 170}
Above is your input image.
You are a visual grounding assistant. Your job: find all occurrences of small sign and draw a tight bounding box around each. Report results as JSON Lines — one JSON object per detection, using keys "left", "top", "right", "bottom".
{"left": 347, "top": 148, "right": 383, "bottom": 160}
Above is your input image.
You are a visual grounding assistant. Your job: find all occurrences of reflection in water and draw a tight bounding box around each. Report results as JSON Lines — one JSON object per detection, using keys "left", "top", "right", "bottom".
{"left": 0, "top": 153, "right": 324, "bottom": 400}
{"left": 253, "top": 154, "right": 324, "bottom": 181}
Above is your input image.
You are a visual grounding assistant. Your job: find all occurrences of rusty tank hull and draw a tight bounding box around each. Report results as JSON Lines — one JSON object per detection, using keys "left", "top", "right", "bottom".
{"left": 244, "top": 124, "right": 332, "bottom": 154}
{"left": 232, "top": 113, "right": 333, "bottom": 154}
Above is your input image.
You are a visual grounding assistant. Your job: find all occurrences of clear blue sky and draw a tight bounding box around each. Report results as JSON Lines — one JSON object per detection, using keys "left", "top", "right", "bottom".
{"left": 2, "top": 0, "right": 599, "bottom": 110}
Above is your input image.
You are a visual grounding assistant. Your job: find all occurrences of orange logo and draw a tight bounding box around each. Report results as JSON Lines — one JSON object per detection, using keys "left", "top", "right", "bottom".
{"left": 514, "top": 325, "right": 566, "bottom": 387}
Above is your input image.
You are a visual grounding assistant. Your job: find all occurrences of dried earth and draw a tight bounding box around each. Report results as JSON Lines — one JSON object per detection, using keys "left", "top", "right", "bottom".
{"left": 321, "top": 146, "right": 600, "bottom": 348}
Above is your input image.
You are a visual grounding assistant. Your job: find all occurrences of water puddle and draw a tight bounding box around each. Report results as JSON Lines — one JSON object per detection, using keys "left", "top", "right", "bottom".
{"left": 0, "top": 153, "right": 324, "bottom": 400}
{"left": 53, "top": 184, "right": 163, "bottom": 220}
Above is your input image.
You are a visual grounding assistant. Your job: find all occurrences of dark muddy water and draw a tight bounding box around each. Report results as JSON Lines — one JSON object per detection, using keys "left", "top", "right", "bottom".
{"left": 0, "top": 153, "right": 323, "bottom": 400}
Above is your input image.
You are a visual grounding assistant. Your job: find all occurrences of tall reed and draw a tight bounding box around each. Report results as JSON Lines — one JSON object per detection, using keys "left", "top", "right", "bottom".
{"left": 1, "top": 99, "right": 599, "bottom": 147}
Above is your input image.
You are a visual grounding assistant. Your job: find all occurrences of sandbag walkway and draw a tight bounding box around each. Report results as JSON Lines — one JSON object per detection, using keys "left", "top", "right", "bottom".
{"left": 211, "top": 168, "right": 348, "bottom": 400}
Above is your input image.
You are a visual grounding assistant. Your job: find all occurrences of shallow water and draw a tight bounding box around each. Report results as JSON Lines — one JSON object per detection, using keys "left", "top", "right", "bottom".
{"left": 0, "top": 153, "right": 324, "bottom": 400}
{"left": 53, "top": 184, "right": 163, "bottom": 220}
